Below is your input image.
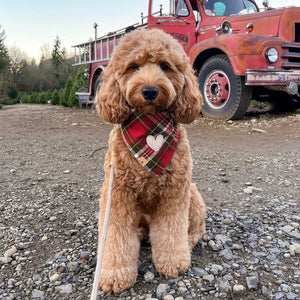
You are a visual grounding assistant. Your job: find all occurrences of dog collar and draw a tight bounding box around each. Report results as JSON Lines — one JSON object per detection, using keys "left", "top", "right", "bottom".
{"left": 120, "top": 111, "right": 178, "bottom": 176}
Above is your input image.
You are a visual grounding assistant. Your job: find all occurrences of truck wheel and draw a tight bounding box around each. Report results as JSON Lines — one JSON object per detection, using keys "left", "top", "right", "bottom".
{"left": 94, "top": 76, "right": 102, "bottom": 97}
{"left": 198, "top": 54, "right": 252, "bottom": 120}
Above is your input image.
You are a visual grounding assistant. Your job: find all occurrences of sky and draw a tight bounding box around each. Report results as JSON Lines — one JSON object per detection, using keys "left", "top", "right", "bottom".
{"left": 0, "top": 0, "right": 298, "bottom": 62}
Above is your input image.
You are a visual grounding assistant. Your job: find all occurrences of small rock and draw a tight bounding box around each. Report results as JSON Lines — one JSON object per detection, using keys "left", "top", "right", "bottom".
{"left": 163, "top": 295, "right": 174, "bottom": 300}
{"left": 246, "top": 276, "right": 258, "bottom": 291}
{"left": 217, "top": 279, "right": 231, "bottom": 293}
{"left": 156, "top": 283, "right": 169, "bottom": 299}
{"left": 41, "top": 234, "right": 47, "bottom": 241}
{"left": 192, "top": 267, "right": 208, "bottom": 277}
{"left": 32, "top": 289, "right": 45, "bottom": 299}
{"left": 233, "top": 284, "right": 245, "bottom": 293}
{"left": 4, "top": 246, "right": 17, "bottom": 258}
{"left": 178, "top": 286, "right": 187, "bottom": 294}
{"left": 7, "top": 278, "right": 16, "bottom": 286}
{"left": 244, "top": 187, "right": 254, "bottom": 194}
{"left": 80, "top": 251, "right": 90, "bottom": 259}
{"left": 67, "top": 261, "right": 78, "bottom": 273}
{"left": 55, "top": 284, "right": 73, "bottom": 294}
{"left": 219, "top": 249, "right": 237, "bottom": 260}
{"left": 280, "top": 283, "right": 291, "bottom": 293}
{"left": 49, "top": 273, "right": 60, "bottom": 282}
{"left": 0, "top": 257, "right": 12, "bottom": 264}
{"left": 215, "top": 234, "right": 232, "bottom": 245}
{"left": 286, "top": 292, "right": 299, "bottom": 300}
{"left": 274, "top": 292, "right": 285, "bottom": 300}
{"left": 262, "top": 285, "right": 273, "bottom": 297}
{"left": 289, "top": 243, "right": 300, "bottom": 256}
{"left": 222, "top": 218, "right": 232, "bottom": 225}
{"left": 203, "top": 274, "right": 214, "bottom": 283}
{"left": 281, "top": 225, "right": 300, "bottom": 239}
{"left": 144, "top": 271, "right": 155, "bottom": 283}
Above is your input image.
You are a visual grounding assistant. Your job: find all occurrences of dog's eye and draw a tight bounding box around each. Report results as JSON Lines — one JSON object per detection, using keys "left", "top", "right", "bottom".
{"left": 160, "top": 63, "right": 169, "bottom": 71}
{"left": 130, "top": 64, "right": 140, "bottom": 71}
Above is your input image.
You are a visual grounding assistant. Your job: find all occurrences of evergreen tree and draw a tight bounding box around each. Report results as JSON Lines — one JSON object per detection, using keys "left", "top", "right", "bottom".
{"left": 68, "top": 66, "right": 88, "bottom": 107}
{"left": 51, "top": 90, "right": 60, "bottom": 105}
{"left": 0, "top": 26, "right": 10, "bottom": 73}
{"left": 63, "top": 76, "right": 73, "bottom": 106}
{"left": 59, "top": 88, "right": 65, "bottom": 106}
{"left": 51, "top": 36, "right": 65, "bottom": 69}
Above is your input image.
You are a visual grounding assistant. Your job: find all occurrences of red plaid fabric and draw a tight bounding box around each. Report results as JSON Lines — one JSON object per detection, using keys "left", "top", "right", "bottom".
{"left": 121, "top": 111, "right": 178, "bottom": 176}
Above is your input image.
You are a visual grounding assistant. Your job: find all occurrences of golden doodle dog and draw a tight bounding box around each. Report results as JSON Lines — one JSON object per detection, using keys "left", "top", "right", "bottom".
{"left": 96, "top": 28, "right": 206, "bottom": 293}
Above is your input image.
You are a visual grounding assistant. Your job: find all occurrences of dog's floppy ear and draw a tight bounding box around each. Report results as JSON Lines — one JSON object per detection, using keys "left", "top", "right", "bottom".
{"left": 96, "top": 64, "right": 131, "bottom": 124}
{"left": 170, "top": 64, "right": 203, "bottom": 124}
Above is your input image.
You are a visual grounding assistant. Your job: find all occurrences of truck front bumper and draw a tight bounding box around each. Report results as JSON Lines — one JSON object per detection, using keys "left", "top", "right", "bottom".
{"left": 246, "top": 69, "right": 300, "bottom": 86}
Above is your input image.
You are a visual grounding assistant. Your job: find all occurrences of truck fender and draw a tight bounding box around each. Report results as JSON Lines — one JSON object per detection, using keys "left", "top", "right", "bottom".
{"left": 189, "top": 34, "right": 282, "bottom": 76}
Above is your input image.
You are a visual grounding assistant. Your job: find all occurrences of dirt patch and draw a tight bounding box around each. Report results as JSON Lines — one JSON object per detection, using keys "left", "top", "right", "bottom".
{"left": 0, "top": 104, "right": 299, "bottom": 300}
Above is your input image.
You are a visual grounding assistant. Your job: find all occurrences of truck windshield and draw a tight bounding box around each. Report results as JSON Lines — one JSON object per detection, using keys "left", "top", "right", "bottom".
{"left": 203, "top": 0, "right": 258, "bottom": 16}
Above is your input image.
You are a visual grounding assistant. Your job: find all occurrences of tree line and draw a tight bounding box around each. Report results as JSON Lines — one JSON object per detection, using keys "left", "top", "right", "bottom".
{"left": 0, "top": 25, "right": 88, "bottom": 109}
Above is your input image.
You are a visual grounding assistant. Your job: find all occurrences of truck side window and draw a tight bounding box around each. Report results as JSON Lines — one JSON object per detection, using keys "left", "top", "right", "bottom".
{"left": 151, "top": 0, "right": 189, "bottom": 17}
{"left": 176, "top": 0, "right": 189, "bottom": 16}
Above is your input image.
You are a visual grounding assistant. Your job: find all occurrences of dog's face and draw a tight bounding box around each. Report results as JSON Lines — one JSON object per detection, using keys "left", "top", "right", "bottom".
{"left": 117, "top": 40, "right": 185, "bottom": 115}
{"left": 97, "top": 29, "right": 202, "bottom": 124}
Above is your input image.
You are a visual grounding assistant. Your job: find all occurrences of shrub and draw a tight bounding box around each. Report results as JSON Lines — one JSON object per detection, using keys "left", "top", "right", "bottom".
{"left": 51, "top": 90, "right": 60, "bottom": 105}
{"left": 0, "top": 98, "right": 18, "bottom": 105}
{"left": 30, "top": 92, "right": 38, "bottom": 103}
{"left": 59, "top": 87, "right": 68, "bottom": 106}
{"left": 69, "top": 66, "right": 88, "bottom": 108}
{"left": 59, "top": 88, "right": 65, "bottom": 106}
{"left": 8, "top": 89, "right": 18, "bottom": 99}
{"left": 45, "top": 90, "right": 52, "bottom": 104}
{"left": 63, "top": 76, "right": 73, "bottom": 107}
{"left": 0, "top": 103, "right": 2, "bottom": 109}
{"left": 22, "top": 94, "right": 31, "bottom": 103}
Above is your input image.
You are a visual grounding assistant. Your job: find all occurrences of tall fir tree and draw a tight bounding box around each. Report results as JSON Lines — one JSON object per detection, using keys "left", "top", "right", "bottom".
{"left": 0, "top": 26, "right": 10, "bottom": 73}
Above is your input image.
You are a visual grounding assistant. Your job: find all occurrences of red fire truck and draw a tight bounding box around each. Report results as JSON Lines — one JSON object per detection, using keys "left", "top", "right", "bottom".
{"left": 73, "top": 0, "right": 300, "bottom": 120}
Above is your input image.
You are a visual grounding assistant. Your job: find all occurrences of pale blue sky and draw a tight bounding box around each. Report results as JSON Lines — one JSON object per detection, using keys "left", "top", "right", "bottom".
{"left": 0, "top": 0, "right": 298, "bottom": 61}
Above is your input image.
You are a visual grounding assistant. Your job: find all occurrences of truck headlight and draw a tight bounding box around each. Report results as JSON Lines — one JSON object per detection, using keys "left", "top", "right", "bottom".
{"left": 265, "top": 48, "right": 278, "bottom": 63}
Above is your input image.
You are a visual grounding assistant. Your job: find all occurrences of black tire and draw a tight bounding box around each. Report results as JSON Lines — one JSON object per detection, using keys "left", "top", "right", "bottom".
{"left": 94, "top": 76, "right": 102, "bottom": 97}
{"left": 198, "top": 54, "right": 252, "bottom": 120}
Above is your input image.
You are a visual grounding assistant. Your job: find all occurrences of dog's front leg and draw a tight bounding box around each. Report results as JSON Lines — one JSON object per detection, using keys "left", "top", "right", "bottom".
{"left": 150, "top": 196, "right": 190, "bottom": 278}
{"left": 98, "top": 187, "right": 140, "bottom": 294}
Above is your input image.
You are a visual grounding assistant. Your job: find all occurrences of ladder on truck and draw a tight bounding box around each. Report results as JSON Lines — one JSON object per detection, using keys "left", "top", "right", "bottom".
{"left": 73, "top": 20, "right": 148, "bottom": 66}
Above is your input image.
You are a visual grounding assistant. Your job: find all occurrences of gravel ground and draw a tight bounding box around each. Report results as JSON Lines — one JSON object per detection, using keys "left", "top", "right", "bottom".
{"left": 0, "top": 104, "right": 299, "bottom": 300}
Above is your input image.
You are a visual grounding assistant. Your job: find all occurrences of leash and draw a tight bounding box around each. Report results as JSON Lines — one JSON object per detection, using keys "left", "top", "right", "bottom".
{"left": 90, "top": 153, "right": 115, "bottom": 300}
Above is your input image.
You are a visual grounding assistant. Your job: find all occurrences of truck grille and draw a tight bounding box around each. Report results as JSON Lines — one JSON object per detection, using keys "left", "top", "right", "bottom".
{"left": 281, "top": 41, "right": 300, "bottom": 69}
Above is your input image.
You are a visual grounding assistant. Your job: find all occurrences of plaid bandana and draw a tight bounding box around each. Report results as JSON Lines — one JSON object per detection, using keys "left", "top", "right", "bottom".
{"left": 121, "top": 111, "right": 178, "bottom": 176}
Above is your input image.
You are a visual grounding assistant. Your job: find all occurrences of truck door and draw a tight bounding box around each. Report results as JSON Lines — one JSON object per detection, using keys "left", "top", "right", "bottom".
{"left": 148, "top": 0, "right": 197, "bottom": 54}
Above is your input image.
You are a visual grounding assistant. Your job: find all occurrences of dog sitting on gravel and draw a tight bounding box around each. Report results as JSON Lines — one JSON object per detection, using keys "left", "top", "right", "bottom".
{"left": 96, "top": 28, "right": 206, "bottom": 293}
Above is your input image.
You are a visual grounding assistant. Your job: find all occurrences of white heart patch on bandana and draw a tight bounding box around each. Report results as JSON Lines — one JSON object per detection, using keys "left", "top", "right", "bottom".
{"left": 146, "top": 134, "right": 164, "bottom": 152}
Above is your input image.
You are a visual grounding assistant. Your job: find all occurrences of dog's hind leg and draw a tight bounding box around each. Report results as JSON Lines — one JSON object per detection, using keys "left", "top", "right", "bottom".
{"left": 98, "top": 185, "right": 140, "bottom": 294}
{"left": 188, "top": 183, "right": 206, "bottom": 248}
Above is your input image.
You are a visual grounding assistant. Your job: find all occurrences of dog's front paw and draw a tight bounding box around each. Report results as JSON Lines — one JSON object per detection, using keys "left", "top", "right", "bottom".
{"left": 154, "top": 253, "right": 191, "bottom": 278}
{"left": 99, "top": 267, "right": 137, "bottom": 294}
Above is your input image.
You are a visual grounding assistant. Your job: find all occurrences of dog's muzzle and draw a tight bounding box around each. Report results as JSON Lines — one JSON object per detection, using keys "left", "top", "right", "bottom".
{"left": 142, "top": 86, "right": 159, "bottom": 101}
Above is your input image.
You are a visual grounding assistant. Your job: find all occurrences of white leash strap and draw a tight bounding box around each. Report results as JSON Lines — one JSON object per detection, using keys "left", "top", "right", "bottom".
{"left": 90, "top": 164, "right": 114, "bottom": 300}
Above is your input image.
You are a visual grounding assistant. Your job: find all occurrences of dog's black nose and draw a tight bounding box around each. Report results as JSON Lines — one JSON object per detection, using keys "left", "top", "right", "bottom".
{"left": 142, "top": 86, "right": 159, "bottom": 101}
